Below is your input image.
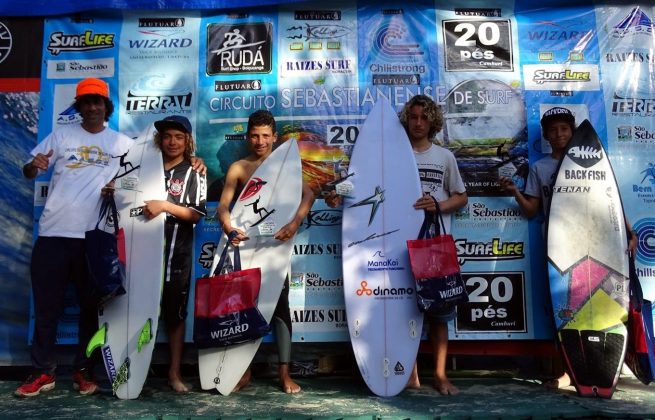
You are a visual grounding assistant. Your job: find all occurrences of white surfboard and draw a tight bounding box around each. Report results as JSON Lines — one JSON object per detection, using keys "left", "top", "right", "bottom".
{"left": 198, "top": 138, "right": 302, "bottom": 395}
{"left": 92, "top": 124, "right": 166, "bottom": 399}
{"left": 341, "top": 98, "right": 424, "bottom": 397}
{"left": 547, "top": 119, "right": 630, "bottom": 398}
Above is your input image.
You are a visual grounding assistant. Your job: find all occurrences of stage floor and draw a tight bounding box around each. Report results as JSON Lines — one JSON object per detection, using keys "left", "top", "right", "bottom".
{"left": 1, "top": 368, "right": 655, "bottom": 419}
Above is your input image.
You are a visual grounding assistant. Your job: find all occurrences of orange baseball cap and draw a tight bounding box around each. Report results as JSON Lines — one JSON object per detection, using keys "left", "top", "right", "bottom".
{"left": 75, "top": 78, "right": 110, "bottom": 99}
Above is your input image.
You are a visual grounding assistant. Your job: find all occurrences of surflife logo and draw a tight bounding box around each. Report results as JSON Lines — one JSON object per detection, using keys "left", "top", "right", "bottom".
{"left": 355, "top": 280, "right": 414, "bottom": 299}
{"left": 124, "top": 74, "right": 192, "bottom": 115}
{"left": 455, "top": 238, "right": 524, "bottom": 265}
{"left": 522, "top": 64, "right": 599, "bottom": 91}
{"left": 47, "top": 30, "right": 115, "bottom": 55}
{"left": 348, "top": 185, "right": 384, "bottom": 226}
{"left": 443, "top": 19, "right": 513, "bottom": 71}
{"left": 611, "top": 6, "right": 654, "bottom": 39}
{"left": 206, "top": 23, "right": 272, "bottom": 75}
{"left": 0, "top": 22, "right": 12, "bottom": 65}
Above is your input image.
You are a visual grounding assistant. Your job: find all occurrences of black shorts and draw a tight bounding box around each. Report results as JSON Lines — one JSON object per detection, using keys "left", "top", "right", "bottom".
{"left": 161, "top": 253, "right": 192, "bottom": 326}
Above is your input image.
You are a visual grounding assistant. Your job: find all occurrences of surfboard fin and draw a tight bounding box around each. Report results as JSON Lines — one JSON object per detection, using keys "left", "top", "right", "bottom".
{"left": 86, "top": 323, "right": 107, "bottom": 358}
{"left": 137, "top": 318, "right": 152, "bottom": 353}
{"left": 112, "top": 358, "right": 130, "bottom": 395}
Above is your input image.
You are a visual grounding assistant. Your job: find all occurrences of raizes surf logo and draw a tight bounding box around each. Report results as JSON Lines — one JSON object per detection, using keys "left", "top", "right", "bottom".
{"left": 207, "top": 23, "right": 272, "bottom": 75}
{"left": 239, "top": 177, "right": 267, "bottom": 201}
{"left": 47, "top": 30, "right": 115, "bottom": 55}
{"left": 348, "top": 185, "right": 384, "bottom": 226}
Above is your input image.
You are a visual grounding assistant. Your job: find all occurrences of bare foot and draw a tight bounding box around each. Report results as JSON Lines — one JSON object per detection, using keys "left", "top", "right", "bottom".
{"left": 233, "top": 368, "right": 251, "bottom": 392}
{"left": 406, "top": 365, "right": 421, "bottom": 389}
{"left": 544, "top": 372, "right": 571, "bottom": 389}
{"left": 168, "top": 377, "right": 190, "bottom": 393}
{"left": 434, "top": 377, "right": 459, "bottom": 395}
{"left": 280, "top": 376, "right": 301, "bottom": 394}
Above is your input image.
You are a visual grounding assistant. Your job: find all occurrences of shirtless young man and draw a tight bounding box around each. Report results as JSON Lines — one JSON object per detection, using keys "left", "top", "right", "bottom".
{"left": 217, "top": 109, "right": 315, "bottom": 394}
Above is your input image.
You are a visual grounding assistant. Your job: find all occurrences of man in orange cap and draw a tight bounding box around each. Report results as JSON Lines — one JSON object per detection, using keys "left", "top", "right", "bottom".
{"left": 16, "top": 78, "right": 132, "bottom": 397}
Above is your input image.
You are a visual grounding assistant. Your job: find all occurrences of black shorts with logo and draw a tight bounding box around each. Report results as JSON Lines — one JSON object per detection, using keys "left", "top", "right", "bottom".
{"left": 161, "top": 252, "right": 192, "bottom": 326}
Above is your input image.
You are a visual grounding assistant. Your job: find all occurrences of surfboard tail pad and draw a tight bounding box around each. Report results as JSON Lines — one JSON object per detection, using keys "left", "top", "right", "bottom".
{"left": 559, "top": 329, "right": 626, "bottom": 398}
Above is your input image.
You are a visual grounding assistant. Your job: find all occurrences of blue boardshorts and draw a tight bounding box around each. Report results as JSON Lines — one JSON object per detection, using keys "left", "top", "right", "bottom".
{"left": 425, "top": 303, "right": 457, "bottom": 324}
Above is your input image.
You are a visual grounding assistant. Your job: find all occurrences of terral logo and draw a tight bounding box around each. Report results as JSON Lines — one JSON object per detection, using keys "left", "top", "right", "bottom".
{"left": 0, "top": 22, "right": 12, "bottom": 65}
{"left": 124, "top": 74, "right": 193, "bottom": 114}
{"left": 47, "top": 31, "right": 115, "bottom": 55}
{"left": 207, "top": 23, "right": 272, "bottom": 75}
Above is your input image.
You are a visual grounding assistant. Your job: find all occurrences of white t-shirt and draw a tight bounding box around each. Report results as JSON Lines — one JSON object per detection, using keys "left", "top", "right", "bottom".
{"left": 414, "top": 143, "right": 466, "bottom": 233}
{"left": 30, "top": 124, "right": 133, "bottom": 238}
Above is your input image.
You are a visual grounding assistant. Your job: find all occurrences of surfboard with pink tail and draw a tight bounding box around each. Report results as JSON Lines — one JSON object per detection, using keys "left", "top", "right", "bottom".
{"left": 547, "top": 119, "right": 630, "bottom": 398}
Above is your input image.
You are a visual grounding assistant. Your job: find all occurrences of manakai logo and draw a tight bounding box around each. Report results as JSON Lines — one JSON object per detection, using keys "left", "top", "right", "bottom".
{"left": 355, "top": 280, "right": 413, "bottom": 297}
{"left": 367, "top": 250, "right": 404, "bottom": 272}
{"left": 455, "top": 238, "right": 524, "bottom": 265}
{"left": 372, "top": 22, "right": 423, "bottom": 60}
{"left": 611, "top": 7, "right": 654, "bottom": 38}
{"left": 239, "top": 177, "right": 266, "bottom": 201}
{"left": 0, "top": 22, "right": 12, "bottom": 65}
{"left": 47, "top": 31, "right": 115, "bottom": 55}
{"left": 206, "top": 23, "right": 272, "bottom": 75}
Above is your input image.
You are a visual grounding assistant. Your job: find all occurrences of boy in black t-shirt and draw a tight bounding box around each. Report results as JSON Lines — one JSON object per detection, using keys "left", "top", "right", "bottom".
{"left": 144, "top": 115, "right": 207, "bottom": 392}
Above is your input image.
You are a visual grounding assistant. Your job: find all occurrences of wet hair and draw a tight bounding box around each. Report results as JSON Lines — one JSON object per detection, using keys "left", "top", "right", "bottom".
{"left": 154, "top": 130, "right": 195, "bottom": 162}
{"left": 73, "top": 94, "right": 114, "bottom": 121}
{"left": 540, "top": 106, "right": 575, "bottom": 135}
{"left": 247, "top": 109, "right": 276, "bottom": 135}
{"left": 398, "top": 94, "right": 444, "bottom": 140}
